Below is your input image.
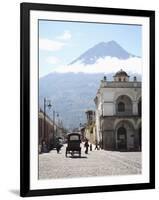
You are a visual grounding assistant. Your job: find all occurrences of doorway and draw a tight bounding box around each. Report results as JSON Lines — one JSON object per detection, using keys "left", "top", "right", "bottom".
{"left": 117, "top": 127, "right": 127, "bottom": 150}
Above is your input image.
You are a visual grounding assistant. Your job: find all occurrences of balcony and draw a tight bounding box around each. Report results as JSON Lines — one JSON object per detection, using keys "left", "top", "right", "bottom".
{"left": 116, "top": 110, "right": 133, "bottom": 116}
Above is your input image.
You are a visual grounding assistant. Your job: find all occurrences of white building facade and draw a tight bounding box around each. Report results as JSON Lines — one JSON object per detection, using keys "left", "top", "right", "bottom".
{"left": 94, "top": 70, "right": 141, "bottom": 151}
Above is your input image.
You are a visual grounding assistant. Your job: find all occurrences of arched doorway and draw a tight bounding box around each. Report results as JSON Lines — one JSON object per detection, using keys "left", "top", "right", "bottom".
{"left": 115, "top": 120, "right": 135, "bottom": 151}
{"left": 117, "top": 127, "right": 127, "bottom": 150}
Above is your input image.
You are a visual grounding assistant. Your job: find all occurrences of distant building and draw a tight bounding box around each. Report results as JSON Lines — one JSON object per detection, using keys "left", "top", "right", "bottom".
{"left": 84, "top": 110, "right": 97, "bottom": 144}
{"left": 38, "top": 110, "right": 54, "bottom": 152}
{"left": 38, "top": 109, "right": 65, "bottom": 153}
{"left": 94, "top": 70, "right": 141, "bottom": 151}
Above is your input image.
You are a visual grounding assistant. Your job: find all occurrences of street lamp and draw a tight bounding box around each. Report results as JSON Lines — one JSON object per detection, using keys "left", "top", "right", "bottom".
{"left": 43, "top": 98, "right": 53, "bottom": 140}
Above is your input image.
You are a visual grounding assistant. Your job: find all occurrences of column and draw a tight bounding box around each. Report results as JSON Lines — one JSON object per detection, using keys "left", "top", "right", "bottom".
{"left": 132, "top": 101, "right": 138, "bottom": 115}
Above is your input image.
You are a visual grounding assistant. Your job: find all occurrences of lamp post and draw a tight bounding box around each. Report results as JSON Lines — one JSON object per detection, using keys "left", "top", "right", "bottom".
{"left": 43, "top": 98, "right": 52, "bottom": 141}
{"left": 56, "top": 112, "right": 59, "bottom": 123}
{"left": 52, "top": 110, "right": 55, "bottom": 147}
{"left": 56, "top": 112, "right": 59, "bottom": 138}
{"left": 53, "top": 110, "right": 55, "bottom": 132}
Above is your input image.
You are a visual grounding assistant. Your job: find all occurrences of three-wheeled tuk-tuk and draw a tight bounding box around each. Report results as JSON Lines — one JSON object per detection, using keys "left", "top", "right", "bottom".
{"left": 65, "top": 133, "right": 81, "bottom": 157}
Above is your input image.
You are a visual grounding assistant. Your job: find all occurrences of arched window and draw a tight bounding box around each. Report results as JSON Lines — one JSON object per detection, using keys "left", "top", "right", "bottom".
{"left": 118, "top": 102, "right": 125, "bottom": 112}
{"left": 116, "top": 95, "right": 132, "bottom": 115}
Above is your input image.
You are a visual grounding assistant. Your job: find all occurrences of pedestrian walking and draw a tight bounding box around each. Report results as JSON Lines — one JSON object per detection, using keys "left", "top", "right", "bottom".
{"left": 84, "top": 139, "right": 89, "bottom": 154}
{"left": 56, "top": 138, "right": 63, "bottom": 154}
{"left": 94, "top": 140, "right": 99, "bottom": 150}
{"left": 90, "top": 143, "right": 92, "bottom": 151}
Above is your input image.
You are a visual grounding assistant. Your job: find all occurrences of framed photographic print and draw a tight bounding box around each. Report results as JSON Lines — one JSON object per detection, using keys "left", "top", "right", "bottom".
{"left": 20, "top": 2, "right": 155, "bottom": 197}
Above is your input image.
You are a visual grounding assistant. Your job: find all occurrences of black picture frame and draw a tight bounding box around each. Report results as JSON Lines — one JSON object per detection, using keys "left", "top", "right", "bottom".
{"left": 20, "top": 2, "right": 155, "bottom": 197}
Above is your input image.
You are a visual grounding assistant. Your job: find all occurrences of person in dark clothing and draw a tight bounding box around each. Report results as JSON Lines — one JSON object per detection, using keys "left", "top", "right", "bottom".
{"left": 84, "top": 139, "right": 89, "bottom": 154}
{"left": 56, "top": 138, "right": 63, "bottom": 153}
{"left": 94, "top": 140, "right": 99, "bottom": 150}
{"left": 56, "top": 143, "right": 61, "bottom": 153}
{"left": 90, "top": 143, "right": 92, "bottom": 151}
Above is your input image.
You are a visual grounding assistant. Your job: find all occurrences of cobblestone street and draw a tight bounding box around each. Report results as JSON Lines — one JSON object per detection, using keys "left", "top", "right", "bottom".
{"left": 39, "top": 144, "right": 141, "bottom": 179}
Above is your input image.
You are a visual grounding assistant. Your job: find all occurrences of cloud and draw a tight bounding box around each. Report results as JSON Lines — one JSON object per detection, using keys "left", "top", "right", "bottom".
{"left": 51, "top": 56, "right": 142, "bottom": 75}
{"left": 46, "top": 56, "right": 59, "bottom": 64}
{"left": 39, "top": 38, "right": 65, "bottom": 51}
{"left": 57, "top": 30, "right": 72, "bottom": 41}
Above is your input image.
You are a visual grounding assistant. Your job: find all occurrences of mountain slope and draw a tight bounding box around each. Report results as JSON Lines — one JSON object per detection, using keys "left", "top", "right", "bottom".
{"left": 69, "top": 40, "right": 136, "bottom": 65}
{"left": 39, "top": 73, "right": 104, "bottom": 129}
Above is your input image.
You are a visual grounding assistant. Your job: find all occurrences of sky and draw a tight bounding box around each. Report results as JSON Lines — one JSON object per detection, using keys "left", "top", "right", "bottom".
{"left": 39, "top": 20, "right": 142, "bottom": 77}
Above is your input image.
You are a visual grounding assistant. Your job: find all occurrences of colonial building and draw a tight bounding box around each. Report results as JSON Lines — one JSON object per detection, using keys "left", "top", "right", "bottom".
{"left": 84, "top": 110, "right": 97, "bottom": 144}
{"left": 94, "top": 70, "right": 141, "bottom": 151}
